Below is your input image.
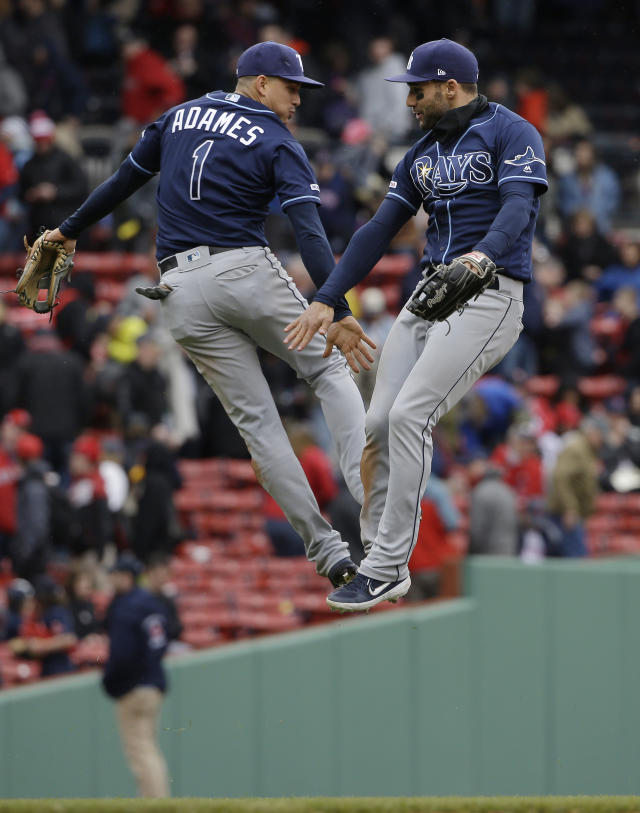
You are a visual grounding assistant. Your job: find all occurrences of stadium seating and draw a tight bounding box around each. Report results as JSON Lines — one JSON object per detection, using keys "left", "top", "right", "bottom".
{"left": 586, "top": 492, "right": 640, "bottom": 555}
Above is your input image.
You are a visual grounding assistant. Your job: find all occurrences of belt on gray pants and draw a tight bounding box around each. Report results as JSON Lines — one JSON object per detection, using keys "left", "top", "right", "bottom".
{"left": 487, "top": 273, "right": 522, "bottom": 296}
{"left": 158, "top": 245, "right": 236, "bottom": 275}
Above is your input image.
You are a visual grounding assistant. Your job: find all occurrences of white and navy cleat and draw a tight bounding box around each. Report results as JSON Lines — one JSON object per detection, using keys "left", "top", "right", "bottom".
{"left": 327, "top": 572, "right": 411, "bottom": 612}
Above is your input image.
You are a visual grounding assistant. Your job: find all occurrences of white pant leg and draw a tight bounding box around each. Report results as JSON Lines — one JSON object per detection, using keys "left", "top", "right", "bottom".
{"left": 225, "top": 247, "right": 367, "bottom": 505}
{"left": 360, "top": 307, "right": 429, "bottom": 552}
{"left": 360, "top": 290, "right": 523, "bottom": 582}
{"left": 160, "top": 252, "right": 350, "bottom": 576}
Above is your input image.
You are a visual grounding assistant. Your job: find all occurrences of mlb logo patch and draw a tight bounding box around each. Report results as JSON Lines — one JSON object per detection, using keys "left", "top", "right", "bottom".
{"left": 310, "top": 183, "right": 320, "bottom": 191}
{"left": 389, "top": 181, "right": 398, "bottom": 188}
{"left": 225, "top": 93, "right": 241, "bottom": 102}
{"left": 187, "top": 250, "right": 201, "bottom": 263}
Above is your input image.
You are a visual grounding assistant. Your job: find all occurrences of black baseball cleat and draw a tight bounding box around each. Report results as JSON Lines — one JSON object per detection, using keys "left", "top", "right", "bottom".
{"left": 326, "top": 572, "right": 411, "bottom": 612}
{"left": 327, "top": 557, "right": 358, "bottom": 588}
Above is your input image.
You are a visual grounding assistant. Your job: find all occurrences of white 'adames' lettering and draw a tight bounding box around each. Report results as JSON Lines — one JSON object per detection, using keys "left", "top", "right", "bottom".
{"left": 226, "top": 116, "right": 252, "bottom": 140}
{"left": 197, "top": 108, "right": 216, "bottom": 131}
{"left": 239, "top": 125, "right": 264, "bottom": 146}
{"left": 171, "top": 108, "right": 184, "bottom": 132}
{"left": 184, "top": 106, "right": 201, "bottom": 129}
{"left": 211, "top": 112, "right": 236, "bottom": 133}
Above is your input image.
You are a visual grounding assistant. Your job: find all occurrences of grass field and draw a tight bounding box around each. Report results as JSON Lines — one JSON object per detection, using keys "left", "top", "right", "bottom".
{"left": 1, "top": 798, "right": 640, "bottom": 813}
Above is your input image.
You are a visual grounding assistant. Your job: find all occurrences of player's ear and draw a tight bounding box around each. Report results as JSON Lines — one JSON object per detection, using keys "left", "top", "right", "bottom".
{"left": 255, "top": 74, "right": 269, "bottom": 97}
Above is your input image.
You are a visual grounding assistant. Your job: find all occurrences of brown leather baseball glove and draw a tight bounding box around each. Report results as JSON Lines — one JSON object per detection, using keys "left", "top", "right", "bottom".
{"left": 15, "top": 230, "right": 74, "bottom": 315}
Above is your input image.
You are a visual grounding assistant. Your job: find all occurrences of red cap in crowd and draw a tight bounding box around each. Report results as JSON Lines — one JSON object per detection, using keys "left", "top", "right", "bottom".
{"left": 72, "top": 435, "right": 101, "bottom": 464}
{"left": 16, "top": 433, "right": 43, "bottom": 461}
{"left": 3, "top": 409, "right": 31, "bottom": 428}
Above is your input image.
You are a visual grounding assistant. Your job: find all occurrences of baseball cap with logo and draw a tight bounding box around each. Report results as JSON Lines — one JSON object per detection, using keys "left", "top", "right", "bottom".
{"left": 385, "top": 38, "right": 479, "bottom": 84}
{"left": 236, "top": 41, "right": 323, "bottom": 87}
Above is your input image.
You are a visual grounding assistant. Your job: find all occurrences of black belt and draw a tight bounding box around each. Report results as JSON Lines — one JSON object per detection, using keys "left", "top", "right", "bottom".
{"left": 158, "top": 245, "right": 236, "bottom": 275}
{"left": 488, "top": 276, "right": 500, "bottom": 290}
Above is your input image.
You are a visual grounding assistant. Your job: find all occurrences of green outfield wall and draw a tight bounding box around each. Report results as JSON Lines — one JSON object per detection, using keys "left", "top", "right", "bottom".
{"left": 1, "top": 556, "right": 639, "bottom": 798}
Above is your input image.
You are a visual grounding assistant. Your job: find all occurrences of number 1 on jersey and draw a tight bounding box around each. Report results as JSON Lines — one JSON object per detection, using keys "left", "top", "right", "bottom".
{"left": 190, "top": 140, "right": 213, "bottom": 200}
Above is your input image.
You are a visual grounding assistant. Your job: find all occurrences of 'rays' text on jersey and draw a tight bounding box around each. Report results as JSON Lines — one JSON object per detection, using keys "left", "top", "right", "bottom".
{"left": 411, "top": 151, "right": 494, "bottom": 198}
{"left": 170, "top": 106, "right": 265, "bottom": 146}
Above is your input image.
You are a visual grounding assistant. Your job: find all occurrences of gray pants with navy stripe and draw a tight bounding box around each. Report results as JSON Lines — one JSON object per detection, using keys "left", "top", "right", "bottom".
{"left": 159, "top": 245, "right": 366, "bottom": 577}
{"left": 359, "top": 276, "right": 524, "bottom": 583}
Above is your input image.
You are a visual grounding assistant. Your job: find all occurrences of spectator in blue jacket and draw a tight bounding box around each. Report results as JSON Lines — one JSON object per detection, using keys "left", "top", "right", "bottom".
{"left": 103, "top": 552, "right": 170, "bottom": 798}
{"left": 556, "top": 139, "right": 621, "bottom": 235}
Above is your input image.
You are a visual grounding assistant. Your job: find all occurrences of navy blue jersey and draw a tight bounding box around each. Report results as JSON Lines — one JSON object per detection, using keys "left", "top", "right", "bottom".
{"left": 386, "top": 103, "right": 547, "bottom": 281}
{"left": 129, "top": 91, "right": 322, "bottom": 259}
{"left": 102, "top": 587, "right": 168, "bottom": 699}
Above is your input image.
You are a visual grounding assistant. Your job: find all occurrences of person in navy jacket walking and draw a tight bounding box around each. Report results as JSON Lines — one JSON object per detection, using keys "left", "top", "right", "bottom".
{"left": 103, "top": 552, "right": 170, "bottom": 798}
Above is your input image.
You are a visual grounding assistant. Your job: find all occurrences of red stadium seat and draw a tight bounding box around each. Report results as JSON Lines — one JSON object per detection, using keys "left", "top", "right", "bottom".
{"left": 4, "top": 307, "right": 46, "bottom": 334}
{"left": 578, "top": 375, "right": 626, "bottom": 402}
{"left": 1, "top": 658, "right": 40, "bottom": 687}
{"left": 181, "top": 628, "right": 223, "bottom": 649}
{"left": 525, "top": 375, "right": 560, "bottom": 398}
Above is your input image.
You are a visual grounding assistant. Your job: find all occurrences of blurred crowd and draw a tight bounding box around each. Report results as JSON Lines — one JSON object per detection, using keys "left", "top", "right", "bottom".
{"left": 2, "top": 0, "right": 640, "bottom": 676}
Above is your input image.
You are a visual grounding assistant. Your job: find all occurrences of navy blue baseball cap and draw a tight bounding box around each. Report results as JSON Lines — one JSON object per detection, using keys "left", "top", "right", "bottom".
{"left": 236, "top": 41, "right": 323, "bottom": 87}
{"left": 110, "top": 551, "right": 144, "bottom": 578}
{"left": 385, "top": 39, "right": 479, "bottom": 84}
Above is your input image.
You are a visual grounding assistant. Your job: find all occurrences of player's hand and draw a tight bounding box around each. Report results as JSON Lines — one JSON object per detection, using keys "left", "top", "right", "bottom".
{"left": 324, "top": 315, "right": 377, "bottom": 373}
{"left": 459, "top": 250, "right": 490, "bottom": 272}
{"left": 284, "top": 301, "right": 334, "bottom": 351}
{"left": 44, "top": 227, "right": 76, "bottom": 254}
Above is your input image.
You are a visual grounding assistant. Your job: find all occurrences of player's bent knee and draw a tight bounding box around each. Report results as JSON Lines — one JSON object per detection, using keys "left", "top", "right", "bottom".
{"left": 364, "top": 408, "right": 389, "bottom": 443}
{"left": 388, "top": 400, "right": 433, "bottom": 437}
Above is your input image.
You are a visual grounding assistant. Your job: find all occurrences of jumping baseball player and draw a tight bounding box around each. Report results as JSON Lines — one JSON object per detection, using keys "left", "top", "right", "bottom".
{"left": 285, "top": 38, "right": 548, "bottom": 610}
{"left": 44, "top": 42, "right": 376, "bottom": 588}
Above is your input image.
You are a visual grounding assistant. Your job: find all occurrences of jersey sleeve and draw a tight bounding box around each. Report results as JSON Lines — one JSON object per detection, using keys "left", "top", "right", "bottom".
{"left": 273, "top": 140, "right": 321, "bottom": 210}
{"left": 128, "top": 116, "right": 164, "bottom": 176}
{"left": 497, "top": 119, "right": 548, "bottom": 195}
{"left": 384, "top": 150, "right": 422, "bottom": 214}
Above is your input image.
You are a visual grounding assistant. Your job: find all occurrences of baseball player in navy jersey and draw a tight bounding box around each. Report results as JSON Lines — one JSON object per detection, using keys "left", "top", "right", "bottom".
{"left": 285, "top": 38, "right": 548, "bottom": 610}
{"left": 44, "top": 41, "right": 376, "bottom": 588}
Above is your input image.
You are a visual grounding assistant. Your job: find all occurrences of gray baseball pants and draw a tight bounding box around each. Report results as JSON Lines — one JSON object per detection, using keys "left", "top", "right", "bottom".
{"left": 359, "top": 276, "right": 524, "bottom": 583}
{"left": 159, "top": 245, "right": 366, "bottom": 577}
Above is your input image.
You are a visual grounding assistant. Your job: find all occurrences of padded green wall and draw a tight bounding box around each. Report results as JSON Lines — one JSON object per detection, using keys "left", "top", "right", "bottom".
{"left": 1, "top": 557, "right": 639, "bottom": 798}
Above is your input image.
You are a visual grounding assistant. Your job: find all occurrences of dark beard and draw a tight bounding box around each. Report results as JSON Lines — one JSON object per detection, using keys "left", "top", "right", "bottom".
{"left": 420, "top": 109, "right": 445, "bottom": 131}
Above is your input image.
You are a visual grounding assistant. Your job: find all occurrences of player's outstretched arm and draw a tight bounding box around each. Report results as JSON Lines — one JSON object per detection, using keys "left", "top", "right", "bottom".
{"left": 285, "top": 197, "right": 411, "bottom": 350}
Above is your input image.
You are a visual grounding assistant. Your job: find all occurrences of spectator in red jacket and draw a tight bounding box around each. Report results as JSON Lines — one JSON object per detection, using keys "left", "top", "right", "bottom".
{"left": 0, "top": 409, "right": 31, "bottom": 557}
{"left": 408, "top": 475, "right": 461, "bottom": 601}
{"left": 263, "top": 422, "right": 338, "bottom": 557}
{"left": 121, "top": 32, "right": 185, "bottom": 125}
{"left": 491, "top": 424, "right": 545, "bottom": 502}
{"left": 0, "top": 139, "right": 19, "bottom": 251}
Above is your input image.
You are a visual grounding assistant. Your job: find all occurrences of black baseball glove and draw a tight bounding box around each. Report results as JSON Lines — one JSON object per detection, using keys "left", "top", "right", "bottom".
{"left": 406, "top": 253, "right": 497, "bottom": 322}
